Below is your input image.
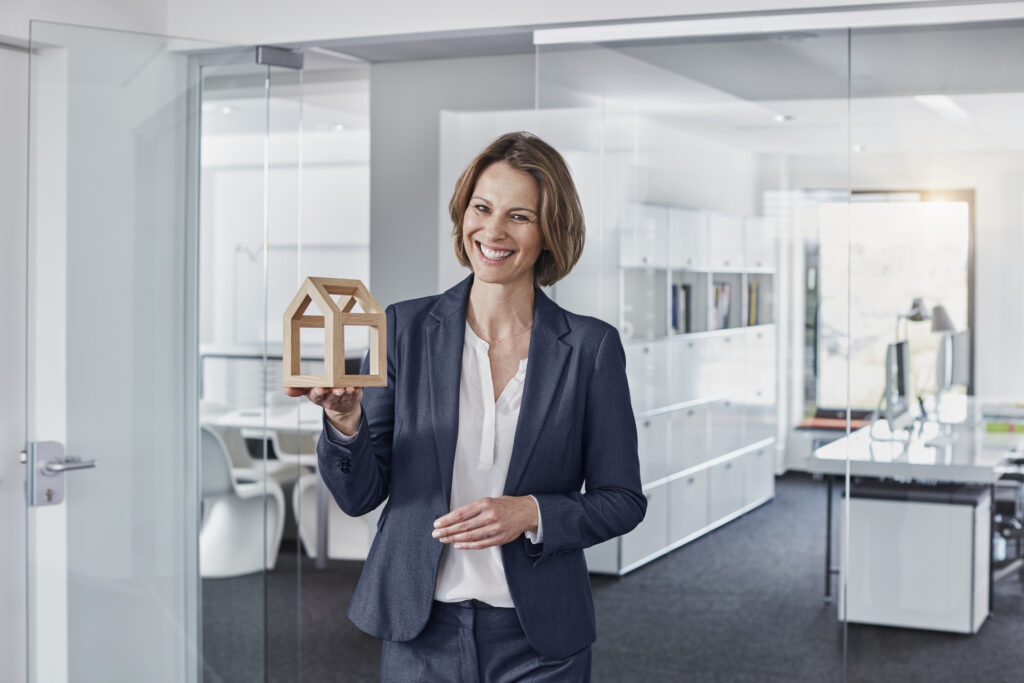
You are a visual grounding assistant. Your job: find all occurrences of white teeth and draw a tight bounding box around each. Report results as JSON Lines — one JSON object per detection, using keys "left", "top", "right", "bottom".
{"left": 480, "top": 244, "right": 513, "bottom": 260}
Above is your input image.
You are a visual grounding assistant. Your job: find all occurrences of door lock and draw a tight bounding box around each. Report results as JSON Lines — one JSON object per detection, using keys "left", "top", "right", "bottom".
{"left": 25, "top": 442, "right": 97, "bottom": 507}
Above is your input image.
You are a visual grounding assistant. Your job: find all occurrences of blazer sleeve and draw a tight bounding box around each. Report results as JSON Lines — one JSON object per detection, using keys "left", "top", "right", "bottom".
{"left": 317, "top": 304, "right": 397, "bottom": 517}
{"left": 527, "top": 327, "right": 647, "bottom": 559}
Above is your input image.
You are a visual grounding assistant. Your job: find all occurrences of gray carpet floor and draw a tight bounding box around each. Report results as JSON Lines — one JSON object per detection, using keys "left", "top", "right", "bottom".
{"left": 202, "top": 473, "right": 1024, "bottom": 682}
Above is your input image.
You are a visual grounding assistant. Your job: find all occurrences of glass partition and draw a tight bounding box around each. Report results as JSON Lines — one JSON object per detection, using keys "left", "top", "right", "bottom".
{"left": 844, "top": 20, "right": 1024, "bottom": 680}
{"left": 195, "top": 46, "right": 372, "bottom": 680}
{"left": 196, "top": 56, "right": 273, "bottom": 682}
{"left": 536, "top": 30, "right": 852, "bottom": 680}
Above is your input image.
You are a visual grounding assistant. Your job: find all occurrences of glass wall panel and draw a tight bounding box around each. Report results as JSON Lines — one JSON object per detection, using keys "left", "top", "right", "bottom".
{"left": 537, "top": 31, "right": 851, "bottom": 680}
{"left": 197, "top": 57, "right": 272, "bottom": 683}
{"left": 845, "top": 20, "right": 1024, "bottom": 680}
{"left": 195, "top": 44, "right": 371, "bottom": 681}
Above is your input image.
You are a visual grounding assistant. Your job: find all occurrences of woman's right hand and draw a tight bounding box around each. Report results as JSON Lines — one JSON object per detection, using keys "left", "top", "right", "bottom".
{"left": 284, "top": 386, "right": 363, "bottom": 437}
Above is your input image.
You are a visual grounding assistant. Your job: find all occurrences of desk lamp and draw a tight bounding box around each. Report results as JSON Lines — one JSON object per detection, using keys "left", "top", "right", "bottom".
{"left": 931, "top": 304, "right": 956, "bottom": 416}
{"left": 894, "top": 297, "right": 930, "bottom": 341}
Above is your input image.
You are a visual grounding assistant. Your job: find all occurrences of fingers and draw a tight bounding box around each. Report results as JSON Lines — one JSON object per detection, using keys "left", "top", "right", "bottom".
{"left": 305, "top": 386, "right": 362, "bottom": 410}
{"left": 283, "top": 387, "right": 310, "bottom": 398}
{"left": 432, "top": 497, "right": 524, "bottom": 549}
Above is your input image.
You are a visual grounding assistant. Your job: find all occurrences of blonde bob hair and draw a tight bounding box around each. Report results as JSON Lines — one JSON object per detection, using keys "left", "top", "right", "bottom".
{"left": 449, "top": 132, "right": 585, "bottom": 287}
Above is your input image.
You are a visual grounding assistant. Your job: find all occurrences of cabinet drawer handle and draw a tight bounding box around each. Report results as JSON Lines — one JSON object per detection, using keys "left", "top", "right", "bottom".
{"left": 687, "top": 477, "right": 696, "bottom": 484}
{"left": 644, "top": 420, "right": 651, "bottom": 428}
{"left": 725, "top": 463, "right": 733, "bottom": 470}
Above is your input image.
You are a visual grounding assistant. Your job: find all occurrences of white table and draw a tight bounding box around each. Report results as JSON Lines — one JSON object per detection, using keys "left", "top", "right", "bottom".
{"left": 807, "top": 417, "right": 1024, "bottom": 610}
{"left": 204, "top": 402, "right": 332, "bottom": 567}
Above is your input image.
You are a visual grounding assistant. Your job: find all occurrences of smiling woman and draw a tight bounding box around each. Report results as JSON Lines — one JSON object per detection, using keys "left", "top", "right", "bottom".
{"left": 295, "top": 131, "right": 646, "bottom": 681}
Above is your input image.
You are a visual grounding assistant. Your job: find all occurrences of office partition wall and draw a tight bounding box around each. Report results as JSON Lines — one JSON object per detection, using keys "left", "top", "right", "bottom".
{"left": 535, "top": 13, "right": 1024, "bottom": 681}
{"left": 535, "top": 28, "right": 851, "bottom": 678}
{"left": 844, "top": 19, "right": 1024, "bottom": 678}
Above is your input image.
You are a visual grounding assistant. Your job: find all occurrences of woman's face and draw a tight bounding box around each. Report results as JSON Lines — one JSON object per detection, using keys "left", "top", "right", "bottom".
{"left": 462, "top": 161, "right": 545, "bottom": 290}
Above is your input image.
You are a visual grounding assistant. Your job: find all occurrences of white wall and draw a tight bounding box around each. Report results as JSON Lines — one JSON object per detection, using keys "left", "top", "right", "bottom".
{"left": 0, "top": 43, "right": 28, "bottom": 683}
{"left": 369, "top": 53, "right": 535, "bottom": 307}
{"left": 0, "top": 0, "right": 166, "bottom": 42}
{"left": 165, "top": 0, "right": 931, "bottom": 46}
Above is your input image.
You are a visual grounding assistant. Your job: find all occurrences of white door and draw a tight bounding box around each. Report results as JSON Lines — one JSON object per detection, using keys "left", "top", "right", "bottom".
{"left": 23, "top": 22, "right": 277, "bottom": 683}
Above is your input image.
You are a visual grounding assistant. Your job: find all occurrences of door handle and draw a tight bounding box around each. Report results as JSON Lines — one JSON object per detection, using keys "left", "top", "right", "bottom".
{"left": 26, "top": 441, "right": 97, "bottom": 507}
{"left": 41, "top": 457, "right": 97, "bottom": 475}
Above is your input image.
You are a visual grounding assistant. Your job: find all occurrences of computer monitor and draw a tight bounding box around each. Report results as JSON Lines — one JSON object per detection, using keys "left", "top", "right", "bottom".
{"left": 936, "top": 329, "right": 970, "bottom": 391}
{"left": 883, "top": 340, "right": 913, "bottom": 432}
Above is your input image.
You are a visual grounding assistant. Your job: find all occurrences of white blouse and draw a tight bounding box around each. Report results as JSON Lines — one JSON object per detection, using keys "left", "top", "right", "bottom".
{"left": 434, "top": 323, "right": 536, "bottom": 607}
{"left": 326, "top": 322, "right": 543, "bottom": 608}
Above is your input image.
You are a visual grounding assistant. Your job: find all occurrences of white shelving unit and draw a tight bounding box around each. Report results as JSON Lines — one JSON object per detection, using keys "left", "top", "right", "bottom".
{"left": 557, "top": 203, "right": 779, "bottom": 575}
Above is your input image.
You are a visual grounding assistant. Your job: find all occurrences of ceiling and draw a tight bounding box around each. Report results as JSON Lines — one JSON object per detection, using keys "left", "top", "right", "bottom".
{"left": 536, "top": 20, "right": 1024, "bottom": 155}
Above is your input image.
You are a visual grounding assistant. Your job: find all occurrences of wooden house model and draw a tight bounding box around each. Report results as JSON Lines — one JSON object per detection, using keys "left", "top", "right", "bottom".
{"left": 282, "top": 277, "right": 387, "bottom": 388}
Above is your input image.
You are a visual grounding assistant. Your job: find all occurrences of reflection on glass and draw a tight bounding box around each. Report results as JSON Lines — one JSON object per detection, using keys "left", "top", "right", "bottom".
{"left": 196, "top": 48, "right": 372, "bottom": 681}
{"left": 846, "top": 20, "right": 1024, "bottom": 680}
{"left": 536, "top": 30, "right": 850, "bottom": 679}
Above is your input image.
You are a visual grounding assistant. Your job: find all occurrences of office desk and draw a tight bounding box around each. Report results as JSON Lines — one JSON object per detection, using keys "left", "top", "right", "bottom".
{"left": 204, "top": 402, "right": 331, "bottom": 567}
{"left": 206, "top": 402, "right": 323, "bottom": 439}
{"left": 807, "top": 419, "right": 1024, "bottom": 630}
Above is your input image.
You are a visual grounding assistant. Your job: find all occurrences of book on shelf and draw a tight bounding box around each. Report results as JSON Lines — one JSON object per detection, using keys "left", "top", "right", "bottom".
{"left": 671, "top": 283, "right": 691, "bottom": 334}
{"left": 713, "top": 281, "right": 731, "bottom": 330}
{"left": 748, "top": 280, "right": 759, "bottom": 325}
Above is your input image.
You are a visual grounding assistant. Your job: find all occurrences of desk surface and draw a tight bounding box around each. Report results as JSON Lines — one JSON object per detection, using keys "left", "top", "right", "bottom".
{"left": 204, "top": 401, "right": 323, "bottom": 434}
{"left": 809, "top": 419, "right": 1024, "bottom": 484}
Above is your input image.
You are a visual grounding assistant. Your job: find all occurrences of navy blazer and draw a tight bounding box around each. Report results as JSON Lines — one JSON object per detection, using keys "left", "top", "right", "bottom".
{"left": 317, "top": 275, "right": 646, "bottom": 660}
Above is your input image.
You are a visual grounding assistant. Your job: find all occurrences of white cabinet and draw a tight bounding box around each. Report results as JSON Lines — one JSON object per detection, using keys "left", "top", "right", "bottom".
{"left": 556, "top": 201, "right": 778, "bottom": 575}
{"left": 709, "top": 397, "right": 745, "bottom": 457}
{"left": 709, "top": 457, "right": 746, "bottom": 521}
{"left": 637, "top": 413, "right": 671, "bottom": 485}
{"left": 744, "top": 447, "right": 775, "bottom": 505}
{"left": 626, "top": 341, "right": 670, "bottom": 412}
{"left": 621, "top": 204, "right": 669, "bottom": 268}
{"left": 621, "top": 483, "right": 669, "bottom": 568}
{"left": 670, "top": 403, "right": 710, "bottom": 471}
{"left": 667, "top": 336, "right": 707, "bottom": 404}
{"left": 744, "top": 326, "right": 776, "bottom": 390}
{"left": 743, "top": 216, "right": 777, "bottom": 270}
{"left": 709, "top": 213, "right": 744, "bottom": 269}
{"left": 669, "top": 208, "right": 709, "bottom": 269}
{"left": 669, "top": 470, "right": 709, "bottom": 544}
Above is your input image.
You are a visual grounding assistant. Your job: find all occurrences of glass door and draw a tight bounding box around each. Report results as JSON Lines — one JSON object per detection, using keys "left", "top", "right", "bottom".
{"left": 24, "top": 22, "right": 272, "bottom": 682}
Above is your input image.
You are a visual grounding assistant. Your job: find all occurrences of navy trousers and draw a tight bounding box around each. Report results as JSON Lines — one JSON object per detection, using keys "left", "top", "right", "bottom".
{"left": 379, "top": 600, "right": 592, "bottom": 682}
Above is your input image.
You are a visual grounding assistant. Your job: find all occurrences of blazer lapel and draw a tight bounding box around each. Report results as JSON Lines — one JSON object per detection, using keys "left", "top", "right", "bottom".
{"left": 503, "top": 289, "right": 571, "bottom": 495}
{"left": 425, "top": 276, "right": 472, "bottom": 507}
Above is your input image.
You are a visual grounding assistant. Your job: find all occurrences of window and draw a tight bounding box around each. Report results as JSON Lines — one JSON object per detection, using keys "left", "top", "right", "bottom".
{"left": 812, "top": 191, "right": 974, "bottom": 415}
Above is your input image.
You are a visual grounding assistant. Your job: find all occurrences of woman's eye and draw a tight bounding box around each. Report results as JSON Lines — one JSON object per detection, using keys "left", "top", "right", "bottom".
{"left": 475, "top": 204, "right": 490, "bottom": 214}
{"left": 511, "top": 214, "right": 532, "bottom": 223}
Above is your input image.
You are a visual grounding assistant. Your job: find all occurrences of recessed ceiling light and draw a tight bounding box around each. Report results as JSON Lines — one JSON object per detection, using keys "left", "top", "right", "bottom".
{"left": 852, "top": 144, "right": 865, "bottom": 153}
{"left": 219, "top": 105, "right": 237, "bottom": 115}
{"left": 773, "top": 114, "right": 794, "bottom": 123}
{"left": 333, "top": 123, "right": 345, "bottom": 131}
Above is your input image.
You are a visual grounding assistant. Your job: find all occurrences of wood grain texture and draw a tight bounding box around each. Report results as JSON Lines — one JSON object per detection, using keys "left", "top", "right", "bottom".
{"left": 282, "top": 277, "right": 387, "bottom": 388}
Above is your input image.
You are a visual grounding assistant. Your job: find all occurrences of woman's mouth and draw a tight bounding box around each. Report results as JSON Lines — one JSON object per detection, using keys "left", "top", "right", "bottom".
{"left": 478, "top": 242, "right": 514, "bottom": 263}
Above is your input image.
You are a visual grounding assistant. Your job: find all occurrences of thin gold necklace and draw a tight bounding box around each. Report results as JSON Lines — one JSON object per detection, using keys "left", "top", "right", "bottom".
{"left": 468, "top": 313, "right": 533, "bottom": 345}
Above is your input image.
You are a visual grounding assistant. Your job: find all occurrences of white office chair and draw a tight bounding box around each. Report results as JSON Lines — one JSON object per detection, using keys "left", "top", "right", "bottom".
{"left": 270, "top": 429, "right": 319, "bottom": 468}
{"left": 292, "top": 472, "right": 381, "bottom": 561}
{"left": 202, "top": 399, "right": 302, "bottom": 486}
{"left": 200, "top": 426, "right": 286, "bottom": 577}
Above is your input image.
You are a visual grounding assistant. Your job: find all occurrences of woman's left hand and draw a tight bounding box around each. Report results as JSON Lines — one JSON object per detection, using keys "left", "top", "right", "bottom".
{"left": 432, "top": 496, "right": 539, "bottom": 550}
